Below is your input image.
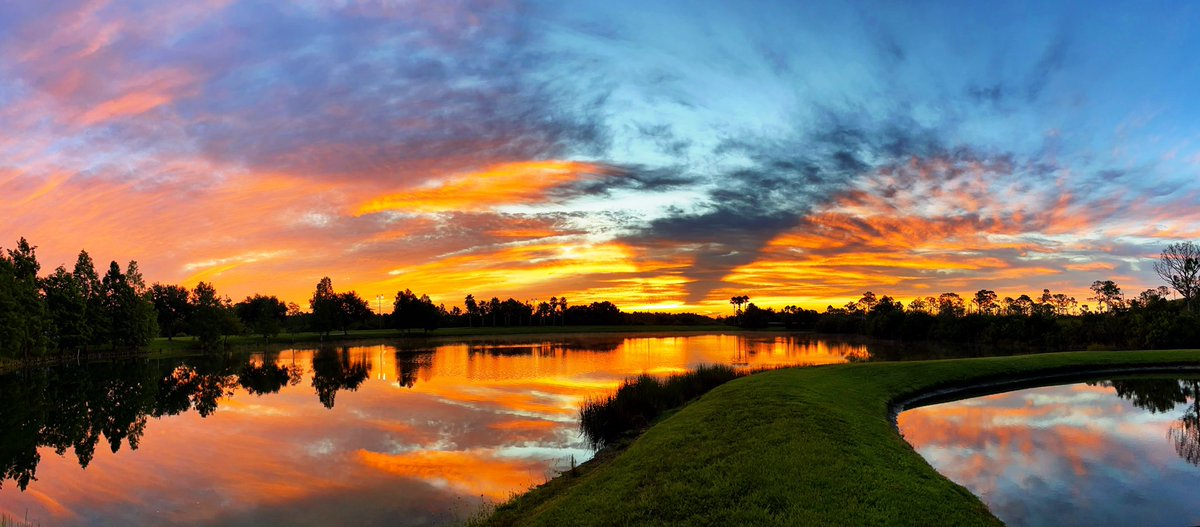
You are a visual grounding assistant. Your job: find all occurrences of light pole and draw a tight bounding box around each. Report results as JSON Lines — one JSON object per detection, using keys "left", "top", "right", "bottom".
{"left": 376, "top": 294, "right": 385, "bottom": 329}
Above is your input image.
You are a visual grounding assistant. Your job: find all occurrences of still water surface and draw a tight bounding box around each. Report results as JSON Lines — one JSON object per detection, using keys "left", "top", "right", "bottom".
{"left": 899, "top": 377, "right": 1200, "bottom": 527}
{"left": 0, "top": 333, "right": 866, "bottom": 526}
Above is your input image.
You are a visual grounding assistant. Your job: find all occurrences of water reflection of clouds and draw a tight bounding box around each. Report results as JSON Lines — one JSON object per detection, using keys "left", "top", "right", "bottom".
{"left": 900, "top": 381, "right": 1200, "bottom": 527}
{"left": 0, "top": 334, "right": 869, "bottom": 526}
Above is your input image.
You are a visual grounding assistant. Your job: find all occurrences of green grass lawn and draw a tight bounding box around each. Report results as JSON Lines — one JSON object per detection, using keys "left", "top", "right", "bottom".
{"left": 482, "top": 349, "right": 1200, "bottom": 526}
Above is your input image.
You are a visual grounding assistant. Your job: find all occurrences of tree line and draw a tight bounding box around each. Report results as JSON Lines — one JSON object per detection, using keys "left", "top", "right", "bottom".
{"left": 1, "top": 239, "right": 157, "bottom": 359}
{"left": 729, "top": 242, "right": 1200, "bottom": 351}
{"left": 0, "top": 237, "right": 714, "bottom": 359}
{"left": 9, "top": 234, "right": 1197, "bottom": 357}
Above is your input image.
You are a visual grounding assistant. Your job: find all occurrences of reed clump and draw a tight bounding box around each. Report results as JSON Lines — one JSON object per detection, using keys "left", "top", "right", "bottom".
{"left": 580, "top": 364, "right": 746, "bottom": 449}
{"left": 0, "top": 513, "right": 39, "bottom": 527}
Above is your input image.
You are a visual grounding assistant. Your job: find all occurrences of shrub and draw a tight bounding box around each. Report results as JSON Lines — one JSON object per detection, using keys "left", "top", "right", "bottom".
{"left": 579, "top": 364, "right": 745, "bottom": 450}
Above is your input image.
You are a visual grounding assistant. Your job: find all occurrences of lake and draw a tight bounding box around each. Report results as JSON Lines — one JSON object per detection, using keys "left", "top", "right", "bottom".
{"left": 898, "top": 376, "right": 1200, "bottom": 527}
{"left": 0, "top": 333, "right": 868, "bottom": 526}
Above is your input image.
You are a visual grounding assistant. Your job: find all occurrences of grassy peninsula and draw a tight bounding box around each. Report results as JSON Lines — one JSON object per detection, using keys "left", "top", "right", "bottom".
{"left": 482, "top": 349, "right": 1200, "bottom": 526}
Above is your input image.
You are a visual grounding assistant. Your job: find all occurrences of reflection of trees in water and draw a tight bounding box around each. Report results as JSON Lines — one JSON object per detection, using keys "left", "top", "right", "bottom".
{"left": 1171, "top": 409, "right": 1200, "bottom": 465}
{"left": 395, "top": 351, "right": 434, "bottom": 389}
{"left": 0, "top": 352, "right": 318, "bottom": 491}
{"left": 238, "top": 361, "right": 303, "bottom": 396}
{"left": 0, "top": 357, "right": 239, "bottom": 490}
{"left": 311, "top": 348, "right": 370, "bottom": 408}
{"left": 466, "top": 338, "right": 623, "bottom": 357}
{"left": 1103, "top": 378, "right": 1200, "bottom": 466}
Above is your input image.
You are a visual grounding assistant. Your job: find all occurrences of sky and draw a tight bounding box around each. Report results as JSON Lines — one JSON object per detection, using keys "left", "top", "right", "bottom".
{"left": 2, "top": 0, "right": 1200, "bottom": 313}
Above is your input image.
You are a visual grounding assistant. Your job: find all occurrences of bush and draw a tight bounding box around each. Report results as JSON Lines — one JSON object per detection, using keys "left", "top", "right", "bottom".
{"left": 579, "top": 364, "right": 746, "bottom": 450}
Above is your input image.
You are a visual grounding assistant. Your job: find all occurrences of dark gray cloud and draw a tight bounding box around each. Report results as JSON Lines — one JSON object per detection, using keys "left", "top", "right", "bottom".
{"left": 558, "top": 164, "right": 694, "bottom": 199}
{"left": 621, "top": 108, "right": 960, "bottom": 301}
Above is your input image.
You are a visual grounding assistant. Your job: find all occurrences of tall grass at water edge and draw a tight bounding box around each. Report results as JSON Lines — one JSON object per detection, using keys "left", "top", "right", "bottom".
{"left": 579, "top": 364, "right": 750, "bottom": 450}
{"left": 0, "top": 514, "right": 39, "bottom": 527}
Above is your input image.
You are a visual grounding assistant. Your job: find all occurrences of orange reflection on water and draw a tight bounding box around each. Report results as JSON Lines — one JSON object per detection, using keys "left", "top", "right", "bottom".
{"left": 898, "top": 381, "right": 1200, "bottom": 526}
{"left": 0, "top": 333, "right": 868, "bottom": 527}
{"left": 357, "top": 449, "right": 549, "bottom": 500}
{"left": 898, "top": 395, "right": 1119, "bottom": 480}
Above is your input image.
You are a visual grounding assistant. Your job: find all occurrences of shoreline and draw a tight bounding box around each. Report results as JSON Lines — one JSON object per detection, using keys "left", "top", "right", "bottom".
{"left": 0, "top": 325, "right": 774, "bottom": 375}
{"left": 479, "top": 349, "right": 1200, "bottom": 526}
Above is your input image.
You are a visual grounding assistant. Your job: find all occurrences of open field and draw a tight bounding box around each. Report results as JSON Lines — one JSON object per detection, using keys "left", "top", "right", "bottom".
{"left": 481, "top": 349, "right": 1200, "bottom": 526}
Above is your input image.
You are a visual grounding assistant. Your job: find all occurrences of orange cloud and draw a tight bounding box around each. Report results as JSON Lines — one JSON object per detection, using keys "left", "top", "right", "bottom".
{"left": 76, "top": 91, "right": 173, "bottom": 126}
{"left": 695, "top": 155, "right": 1173, "bottom": 310}
{"left": 356, "top": 161, "right": 614, "bottom": 215}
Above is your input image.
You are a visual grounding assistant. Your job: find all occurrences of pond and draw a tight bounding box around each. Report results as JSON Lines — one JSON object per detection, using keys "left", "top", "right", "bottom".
{"left": 898, "top": 376, "right": 1200, "bottom": 527}
{"left": 0, "top": 333, "right": 868, "bottom": 526}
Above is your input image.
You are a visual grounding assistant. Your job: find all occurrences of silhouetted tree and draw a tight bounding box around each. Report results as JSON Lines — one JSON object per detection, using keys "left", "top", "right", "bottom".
{"left": 488, "top": 297, "right": 501, "bottom": 326}
{"left": 42, "top": 266, "right": 88, "bottom": 353}
{"left": 125, "top": 262, "right": 158, "bottom": 347}
{"left": 907, "top": 297, "right": 930, "bottom": 314}
{"left": 937, "top": 292, "right": 965, "bottom": 317}
{"left": 495, "top": 297, "right": 531, "bottom": 326}
{"left": 1156, "top": 241, "right": 1200, "bottom": 310}
{"left": 284, "top": 302, "right": 305, "bottom": 333}
{"left": 739, "top": 303, "right": 774, "bottom": 328}
{"left": 392, "top": 289, "right": 440, "bottom": 332}
{"left": 1008, "top": 294, "right": 1034, "bottom": 316}
{"left": 972, "top": 289, "right": 998, "bottom": 315}
{"left": 335, "top": 292, "right": 373, "bottom": 335}
{"left": 0, "top": 239, "right": 48, "bottom": 359}
{"left": 150, "top": 283, "right": 192, "bottom": 340}
{"left": 190, "top": 282, "right": 230, "bottom": 351}
{"left": 779, "top": 305, "right": 819, "bottom": 329}
{"left": 309, "top": 277, "right": 338, "bottom": 337}
{"left": 1089, "top": 280, "right": 1124, "bottom": 313}
{"left": 98, "top": 261, "right": 157, "bottom": 350}
{"left": 857, "top": 292, "right": 878, "bottom": 313}
{"left": 1132, "top": 287, "right": 1172, "bottom": 309}
{"left": 235, "top": 295, "right": 288, "bottom": 341}
{"left": 464, "top": 294, "right": 479, "bottom": 327}
{"left": 729, "top": 295, "right": 750, "bottom": 315}
{"left": 536, "top": 300, "right": 552, "bottom": 325}
{"left": 1050, "top": 293, "right": 1077, "bottom": 315}
{"left": 563, "top": 301, "right": 623, "bottom": 325}
{"left": 72, "top": 250, "right": 103, "bottom": 347}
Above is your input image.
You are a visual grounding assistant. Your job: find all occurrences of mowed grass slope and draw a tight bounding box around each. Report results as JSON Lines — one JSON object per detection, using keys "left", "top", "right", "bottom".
{"left": 484, "top": 350, "right": 1200, "bottom": 526}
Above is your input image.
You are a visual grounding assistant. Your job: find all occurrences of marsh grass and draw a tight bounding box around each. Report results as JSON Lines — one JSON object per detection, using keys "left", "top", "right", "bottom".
{"left": 580, "top": 364, "right": 747, "bottom": 450}
{"left": 0, "top": 513, "right": 39, "bottom": 527}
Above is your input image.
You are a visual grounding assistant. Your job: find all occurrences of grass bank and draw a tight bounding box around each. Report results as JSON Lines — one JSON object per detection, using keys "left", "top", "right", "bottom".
{"left": 482, "top": 349, "right": 1200, "bottom": 526}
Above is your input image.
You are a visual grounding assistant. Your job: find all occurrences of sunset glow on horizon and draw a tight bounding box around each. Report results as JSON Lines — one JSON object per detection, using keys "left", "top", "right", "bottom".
{"left": 3, "top": 1, "right": 1200, "bottom": 313}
